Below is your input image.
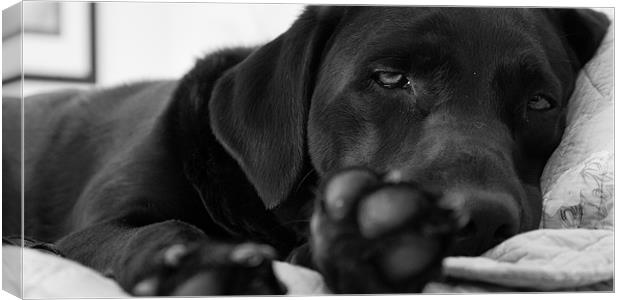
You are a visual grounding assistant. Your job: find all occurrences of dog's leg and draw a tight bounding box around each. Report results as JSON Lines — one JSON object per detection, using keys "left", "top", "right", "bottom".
{"left": 310, "top": 168, "right": 460, "bottom": 293}
{"left": 56, "top": 219, "right": 285, "bottom": 295}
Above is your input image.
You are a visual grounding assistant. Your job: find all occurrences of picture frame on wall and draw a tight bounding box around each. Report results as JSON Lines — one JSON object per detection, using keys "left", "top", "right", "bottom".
{"left": 2, "top": 1, "right": 96, "bottom": 84}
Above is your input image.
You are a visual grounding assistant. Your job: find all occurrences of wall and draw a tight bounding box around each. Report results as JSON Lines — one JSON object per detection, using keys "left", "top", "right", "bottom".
{"left": 4, "top": 4, "right": 613, "bottom": 97}
{"left": 4, "top": 2, "right": 305, "bottom": 97}
{"left": 96, "top": 2, "right": 304, "bottom": 86}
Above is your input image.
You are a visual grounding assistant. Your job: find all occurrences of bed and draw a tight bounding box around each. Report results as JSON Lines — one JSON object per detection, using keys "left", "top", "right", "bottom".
{"left": 2, "top": 9, "right": 613, "bottom": 298}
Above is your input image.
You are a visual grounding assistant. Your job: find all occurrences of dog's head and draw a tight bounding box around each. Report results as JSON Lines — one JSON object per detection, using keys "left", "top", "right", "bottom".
{"left": 209, "top": 7, "right": 609, "bottom": 254}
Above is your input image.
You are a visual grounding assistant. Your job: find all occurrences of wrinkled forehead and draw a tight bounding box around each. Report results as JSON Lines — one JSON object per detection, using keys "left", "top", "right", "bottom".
{"left": 326, "top": 7, "right": 547, "bottom": 64}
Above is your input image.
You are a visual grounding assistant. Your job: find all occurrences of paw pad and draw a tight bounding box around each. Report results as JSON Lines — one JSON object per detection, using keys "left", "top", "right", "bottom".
{"left": 163, "top": 244, "right": 188, "bottom": 266}
{"left": 324, "top": 168, "right": 378, "bottom": 220}
{"left": 357, "top": 185, "right": 428, "bottom": 238}
{"left": 378, "top": 235, "right": 440, "bottom": 281}
{"left": 312, "top": 168, "right": 459, "bottom": 293}
{"left": 132, "top": 277, "right": 159, "bottom": 296}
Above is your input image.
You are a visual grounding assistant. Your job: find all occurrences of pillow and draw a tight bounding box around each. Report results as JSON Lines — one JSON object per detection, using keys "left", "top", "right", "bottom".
{"left": 539, "top": 9, "right": 614, "bottom": 230}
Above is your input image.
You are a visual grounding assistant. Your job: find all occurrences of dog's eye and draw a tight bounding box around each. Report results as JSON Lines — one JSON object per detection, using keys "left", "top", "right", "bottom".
{"left": 373, "top": 71, "right": 411, "bottom": 89}
{"left": 527, "top": 95, "right": 555, "bottom": 111}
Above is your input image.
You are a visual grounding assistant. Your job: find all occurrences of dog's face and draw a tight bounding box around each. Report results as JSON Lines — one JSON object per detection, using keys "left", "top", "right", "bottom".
{"left": 209, "top": 7, "right": 608, "bottom": 255}
{"left": 307, "top": 7, "right": 573, "bottom": 254}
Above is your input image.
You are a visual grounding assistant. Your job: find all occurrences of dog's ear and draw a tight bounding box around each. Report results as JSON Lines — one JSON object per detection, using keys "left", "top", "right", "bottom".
{"left": 546, "top": 8, "right": 610, "bottom": 69}
{"left": 209, "top": 6, "right": 344, "bottom": 209}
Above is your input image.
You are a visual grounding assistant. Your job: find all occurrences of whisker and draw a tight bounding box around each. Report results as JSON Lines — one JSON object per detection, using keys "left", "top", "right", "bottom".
{"left": 294, "top": 169, "right": 317, "bottom": 193}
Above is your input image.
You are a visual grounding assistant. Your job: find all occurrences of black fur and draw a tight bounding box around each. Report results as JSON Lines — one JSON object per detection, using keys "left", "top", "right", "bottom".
{"left": 2, "top": 6, "right": 609, "bottom": 295}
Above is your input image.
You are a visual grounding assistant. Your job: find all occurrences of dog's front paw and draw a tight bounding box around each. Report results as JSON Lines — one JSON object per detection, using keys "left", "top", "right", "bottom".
{"left": 131, "top": 242, "right": 286, "bottom": 296}
{"left": 311, "top": 167, "right": 459, "bottom": 293}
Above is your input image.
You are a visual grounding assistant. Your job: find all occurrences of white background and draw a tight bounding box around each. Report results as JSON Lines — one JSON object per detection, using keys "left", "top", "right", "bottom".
{"left": 96, "top": 2, "right": 304, "bottom": 86}
{"left": 0, "top": 0, "right": 616, "bottom": 97}
{"left": 2, "top": 1, "right": 305, "bottom": 97}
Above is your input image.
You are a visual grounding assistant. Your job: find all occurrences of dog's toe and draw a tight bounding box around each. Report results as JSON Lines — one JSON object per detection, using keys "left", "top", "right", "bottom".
{"left": 229, "top": 242, "right": 277, "bottom": 267}
{"left": 324, "top": 168, "right": 379, "bottom": 220}
{"left": 131, "top": 242, "right": 286, "bottom": 296}
{"left": 132, "top": 277, "right": 159, "bottom": 296}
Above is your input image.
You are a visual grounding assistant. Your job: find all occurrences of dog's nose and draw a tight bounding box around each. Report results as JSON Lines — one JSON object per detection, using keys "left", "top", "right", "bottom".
{"left": 448, "top": 190, "right": 520, "bottom": 256}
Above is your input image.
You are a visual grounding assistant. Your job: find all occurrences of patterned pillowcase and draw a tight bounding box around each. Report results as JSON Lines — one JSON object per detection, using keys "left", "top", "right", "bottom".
{"left": 542, "top": 151, "right": 613, "bottom": 230}
{"left": 540, "top": 15, "right": 613, "bottom": 230}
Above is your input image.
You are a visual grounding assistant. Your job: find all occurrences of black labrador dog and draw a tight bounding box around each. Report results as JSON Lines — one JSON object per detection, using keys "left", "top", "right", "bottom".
{"left": 2, "top": 6, "right": 609, "bottom": 295}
